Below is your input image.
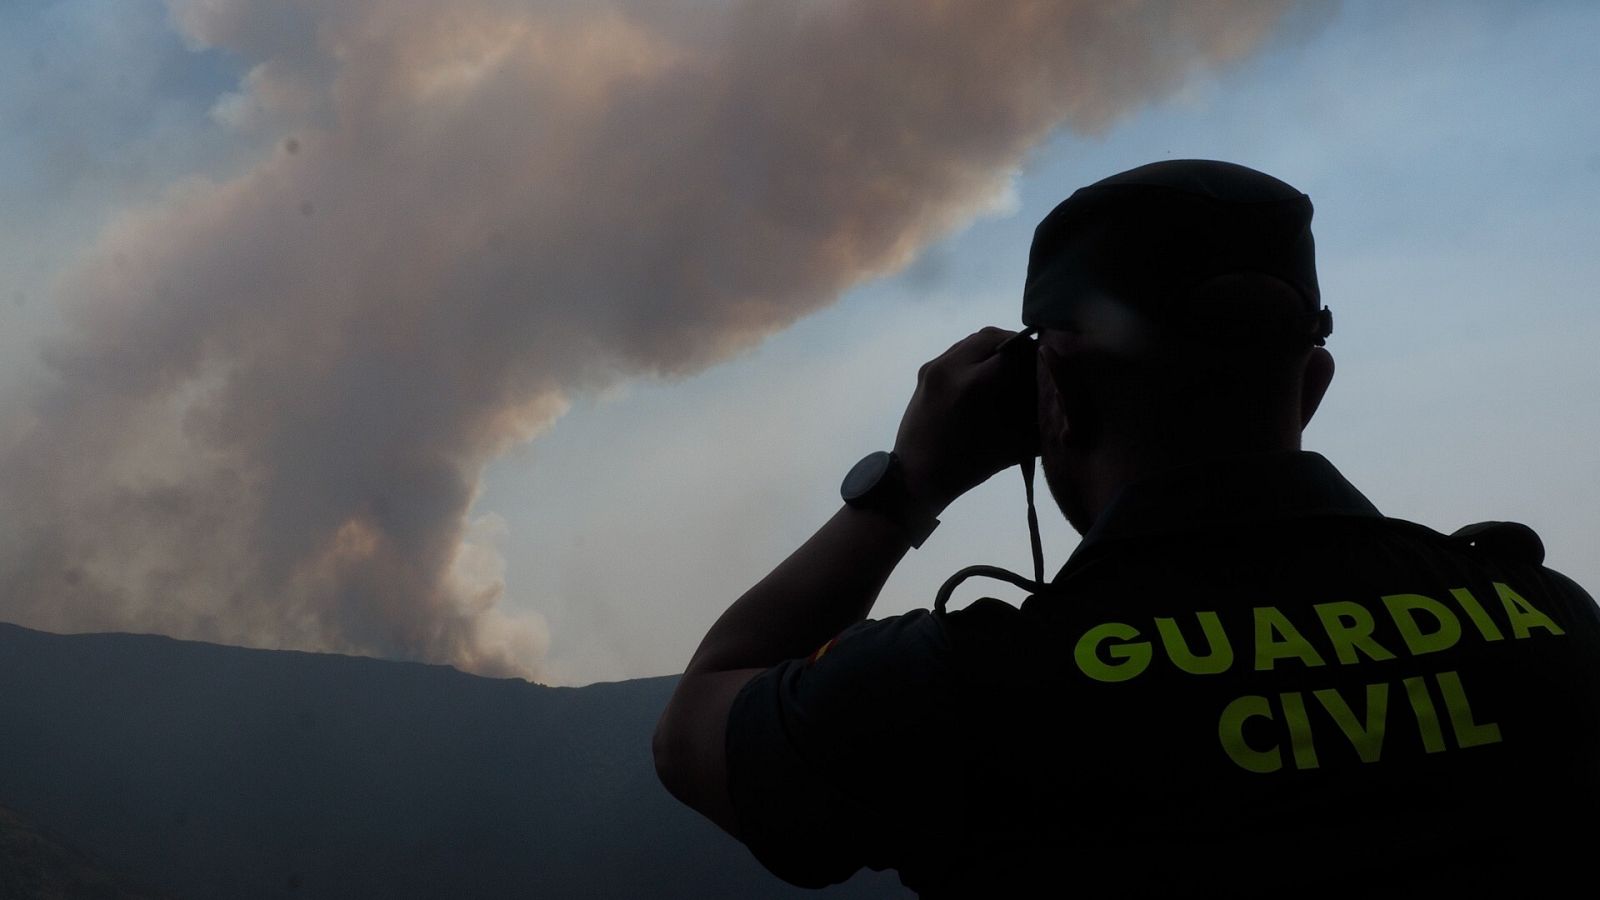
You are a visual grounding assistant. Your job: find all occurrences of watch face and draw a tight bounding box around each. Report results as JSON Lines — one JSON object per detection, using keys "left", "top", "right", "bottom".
{"left": 841, "top": 451, "right": 894, "bottom": 503}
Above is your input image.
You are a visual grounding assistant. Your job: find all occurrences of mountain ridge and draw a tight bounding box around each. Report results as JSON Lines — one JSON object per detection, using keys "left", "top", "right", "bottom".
{"left": 0, "top": 621, "right": 906, "bottom": 898}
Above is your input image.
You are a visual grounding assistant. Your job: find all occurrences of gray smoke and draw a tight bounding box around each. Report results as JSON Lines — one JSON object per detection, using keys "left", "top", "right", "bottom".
{"left": 0, "top": 0, "right": 1309, "bottom": 678}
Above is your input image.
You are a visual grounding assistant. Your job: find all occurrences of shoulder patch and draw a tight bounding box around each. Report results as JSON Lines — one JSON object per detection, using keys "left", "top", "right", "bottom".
{"left": 1450, "top": 520, "right": 1545, "bottom": 566}
{"left": 807, "top": 634, "right": 841, "bottom": 664}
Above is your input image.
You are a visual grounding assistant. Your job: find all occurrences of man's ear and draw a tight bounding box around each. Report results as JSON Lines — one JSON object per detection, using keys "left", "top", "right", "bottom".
{"left": 1037, "top": 342, "right": 1077, "bottom": 443}
{"left": 1300, "top": 348, "right": 1335, "bottom": 429}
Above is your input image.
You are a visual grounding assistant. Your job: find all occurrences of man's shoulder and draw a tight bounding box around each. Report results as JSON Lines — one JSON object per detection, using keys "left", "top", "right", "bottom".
{"left": 722, "top": 608, "right": 980, "bottom": 889}
{"left": 797, "top": 598, "right": 1032, "bottom": 673}
{"left": 801, "top": 608, "right": 952, "bottom": 683}
{"left": 729, "top": 610, "right": 956, "bottom": 751}
{"left": 1445, "top": 519, "right": 1546, "bottom": 565}
{"left": 725, "top": 599, "right": 1041, "bottom": 776}
{"left": 1372, "top": 515, "right": 1547, "bottom": 566}
{"left": 1374, "top": 514, "right": 1595, "bottom": 607}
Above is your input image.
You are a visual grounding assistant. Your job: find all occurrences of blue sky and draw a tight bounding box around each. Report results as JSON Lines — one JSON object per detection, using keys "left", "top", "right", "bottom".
{"left": 1, "top": 1, "right": 1596, "bottom": 684}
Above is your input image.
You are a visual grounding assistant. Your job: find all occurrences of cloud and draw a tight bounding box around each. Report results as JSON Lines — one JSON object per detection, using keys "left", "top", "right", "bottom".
{"left": 0, "top": 0, "right": 1308, "bottom": 678}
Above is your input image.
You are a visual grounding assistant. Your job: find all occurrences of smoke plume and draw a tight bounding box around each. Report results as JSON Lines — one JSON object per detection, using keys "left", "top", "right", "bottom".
{"left": 0, "top": 0, "right": 1305, "bottom": 678}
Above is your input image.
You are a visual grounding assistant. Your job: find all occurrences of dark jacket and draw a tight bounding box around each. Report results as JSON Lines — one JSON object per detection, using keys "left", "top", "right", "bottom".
{"left": 727, "top": 452, "right": 1600, "bottom": 897}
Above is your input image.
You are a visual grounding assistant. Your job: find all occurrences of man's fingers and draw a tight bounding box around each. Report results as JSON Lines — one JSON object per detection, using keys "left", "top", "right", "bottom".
{"left": 914, "top": 327, "right": 1026, "bottom": 399}
{"left": 932, "top": 326, "right": 1018, "bottom": 368}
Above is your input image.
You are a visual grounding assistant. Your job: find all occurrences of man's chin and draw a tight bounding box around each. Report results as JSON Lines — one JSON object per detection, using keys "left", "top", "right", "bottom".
{"left": 1040, "top": 450, "right": 1093, "bottom": 536}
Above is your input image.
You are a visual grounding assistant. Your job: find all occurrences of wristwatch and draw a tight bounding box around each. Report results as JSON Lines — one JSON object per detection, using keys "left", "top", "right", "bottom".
{"left": 840, "top": 451, "right": 940, "bottom": 548}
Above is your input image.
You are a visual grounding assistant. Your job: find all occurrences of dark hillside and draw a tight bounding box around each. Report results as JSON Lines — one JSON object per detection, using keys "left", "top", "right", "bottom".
{"left": 0, "top": 623, "right": 907, "bottom": 899}
{"left": 0, "top": 803, "right": 174, "bottom": 899}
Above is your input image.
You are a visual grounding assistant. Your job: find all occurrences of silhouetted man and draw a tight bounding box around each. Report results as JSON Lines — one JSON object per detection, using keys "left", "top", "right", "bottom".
{"left": 654, "top": 160, "right": 1600, "bottom": 897}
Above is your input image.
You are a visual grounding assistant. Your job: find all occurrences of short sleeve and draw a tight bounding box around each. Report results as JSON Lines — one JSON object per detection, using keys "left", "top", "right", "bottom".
{"left": 724, "top": 609, "right": 958, "bottom": 888}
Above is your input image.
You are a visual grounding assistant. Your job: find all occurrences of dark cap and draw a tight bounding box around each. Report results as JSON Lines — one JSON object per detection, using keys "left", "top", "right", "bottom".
{"left": 1022, "top": 159, "right": 1330, "bottom": 345}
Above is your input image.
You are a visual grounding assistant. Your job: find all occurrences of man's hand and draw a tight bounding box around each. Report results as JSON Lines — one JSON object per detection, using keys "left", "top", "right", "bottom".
{"left": 893, "top": 326, "right": 1038, "bottom": 515}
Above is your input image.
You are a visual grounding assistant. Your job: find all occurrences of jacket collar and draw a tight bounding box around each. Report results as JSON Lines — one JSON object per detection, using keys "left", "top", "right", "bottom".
{"left": 1054, "top": 450, "right": 1380, "bottom": 581}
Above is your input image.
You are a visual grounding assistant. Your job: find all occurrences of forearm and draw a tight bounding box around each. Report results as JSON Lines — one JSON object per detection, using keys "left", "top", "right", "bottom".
{"left": 683, "top": 503, "right": 917, "bottom": 675}
{"left": 656, "top": 327, "right": 1023, "bottom": 833}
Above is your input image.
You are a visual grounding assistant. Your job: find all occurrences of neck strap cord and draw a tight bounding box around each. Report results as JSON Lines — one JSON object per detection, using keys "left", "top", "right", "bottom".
{"left": 933, "top": 461, "right": 1049, "bottom": 614}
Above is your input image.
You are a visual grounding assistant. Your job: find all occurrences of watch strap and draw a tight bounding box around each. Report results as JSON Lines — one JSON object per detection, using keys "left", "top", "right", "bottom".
{"left": 841, "top": 451, "right": 941, "bottom": 548}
